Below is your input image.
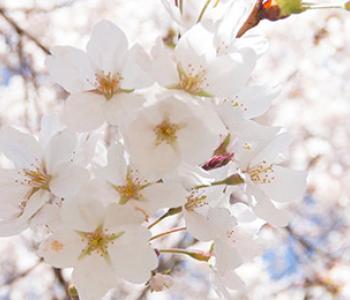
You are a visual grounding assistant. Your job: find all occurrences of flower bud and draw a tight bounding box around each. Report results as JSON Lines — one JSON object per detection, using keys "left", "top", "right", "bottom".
{"left": 276, "top": 0, "right": 305, "bottom": 16}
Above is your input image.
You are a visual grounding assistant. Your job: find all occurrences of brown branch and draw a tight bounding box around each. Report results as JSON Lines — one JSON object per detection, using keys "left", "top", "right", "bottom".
{"left": 237, "top": 0, "right": 263, "bottom": 37}
{"left": 0, "top": 7, "right": 50, "bottom": 54}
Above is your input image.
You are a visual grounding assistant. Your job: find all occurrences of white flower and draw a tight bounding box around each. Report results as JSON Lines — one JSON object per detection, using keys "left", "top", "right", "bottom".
{"left": 151, "top": 23, "right": 256, "bottom": 98}
{"left": 97, "top": 143, "right": 187, "bottom": 217}
{"left": 149, "top": 273, "right": 173, "bottom": 292}
{"left": 0, "top": 126, "right": 89, "bottom": 236}
{"left": 239, "top": 133, "right": 308, "bottom": 226}
{"left": 39, "top": 192, "right": 158, "bottom": 300}
{"left": 123, "top": 92, "right": 226, "bottom": 178}
{"left": 47, "top": 20, "right": 150, "bottom": 131}
{"left": 185, "top": 206, "right": 261, "bottom": 289}
{"left": 213, "top": 0, "right": 268, "bottom": 56}
{"left": 217, "top": 84, "right": 279, "bottom": 120}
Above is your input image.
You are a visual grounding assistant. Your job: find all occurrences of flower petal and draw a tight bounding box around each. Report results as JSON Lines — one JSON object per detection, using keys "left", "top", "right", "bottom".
{"left": 49, "top": 162, "right": 89, "bottom": 198}
{"left": 138, "top": 182, "right": 187, "bottom": 215}
{"left": 44, "top": 129, "right": 77, "bottom": 173}
{"left": 0, "top": 127, "right": 42, "bottom": 168}
{"left": 259, "top": 166, "right": 307, "bottom": 203}
{"left": 63, "top": 92, "right": 105, "bottom": 132}
{"left": 109, "top": 230, "right": 158, "bottom": 283}
{"left": 73, "top": 254, "right": 117, "bottom": 300}
{"left": 38, "top": 229, "right": 83, "bottom": 268}
{"left": 46, "top": 46, "right": 95, "bottom": 93}
{"left": 87, "top": 20, "right": 128, "bottom": 74}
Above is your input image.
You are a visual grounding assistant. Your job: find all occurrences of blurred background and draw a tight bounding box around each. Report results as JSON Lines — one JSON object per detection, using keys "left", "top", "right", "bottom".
{"left": 0, "top": 0, "right": 350, "bottom": 299}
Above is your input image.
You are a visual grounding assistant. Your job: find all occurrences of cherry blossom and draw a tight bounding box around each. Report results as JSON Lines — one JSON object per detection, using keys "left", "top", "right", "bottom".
{"left": 151, "top": 23, "right": 256, "bottom": 98}
{"left": 123, "top": 92, "right": 226, "bottom": 178}
{"left": 39, "top": 191, "right": 158, "bottom": 300}
{"left": 0, "top": 126, "right": 89, "bottom": 236}
{"left": 47, "top": 20, "right": 150, "bottom": 131}
{"left": 97, "top": 143, "right": 187, "bottom": 217}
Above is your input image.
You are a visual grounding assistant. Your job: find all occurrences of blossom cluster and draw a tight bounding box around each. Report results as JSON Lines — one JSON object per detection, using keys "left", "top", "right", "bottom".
{"left": 0, "top": 1, "right": 307, "bottom": 299}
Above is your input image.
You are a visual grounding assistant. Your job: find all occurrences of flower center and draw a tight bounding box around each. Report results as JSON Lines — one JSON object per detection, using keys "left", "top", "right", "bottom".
{"left": 246, "top": 161, "right": 275, "bottom": 184}
{"left": 78, "top": 225, "right": 124, "bottom": 259}
{"left": 177, "top": 64, "right": 208, "bottom": 96}
{"left": 113, "top": 170, "right": 148, "bottom": 204}
{"left": 95, "top": 72, "right": 122, "bottom": 100}
{"left": 154, "top": 119, "right": 183, "bottom": 146}
{"left": 17, "top": 161, "right": 51, "bottom": 190}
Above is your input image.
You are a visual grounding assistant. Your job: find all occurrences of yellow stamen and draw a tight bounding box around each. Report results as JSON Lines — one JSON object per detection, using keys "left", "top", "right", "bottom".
{"left": 78, "top": 225, "right": 124, "bottom": 259}
{"left": 154, "top": 119, "right": 183, "bottom": 146}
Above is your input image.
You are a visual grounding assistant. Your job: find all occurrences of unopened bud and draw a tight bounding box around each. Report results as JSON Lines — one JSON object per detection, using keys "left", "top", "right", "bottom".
{"left": 202, "top": 153, "right": 234, "bottom": 170}
{"left": 276, "top": 0, "right": 305, "bottom": 16}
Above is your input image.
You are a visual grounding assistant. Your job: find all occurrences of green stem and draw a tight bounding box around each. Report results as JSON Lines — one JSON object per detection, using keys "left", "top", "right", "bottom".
{"left": 194, "top": 173, "right": 244, "bottom": 189}
{"left": 147, "top": 207, "right": 182, "bottom": 229}
{"left": 197, "top": 0, "right": 212, "bottom": 23}
{"left": 158, "top": 248, "right": 211, "bottom": 261}
{"left": 149, "top": 227, "right": 186, "bottom": 241}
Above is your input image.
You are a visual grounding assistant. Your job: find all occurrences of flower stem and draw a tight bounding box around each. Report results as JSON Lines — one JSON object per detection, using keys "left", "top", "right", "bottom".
{"left": 197, "top": 0, "right": 212, "bottom": 23}
{"left": 149, "top": 227, "right": 187, "bottom": 241}
{"left": 179, "top": 0, "right": 184, "bottom": 14}
{"left": 147, "top": 207, "right": 182, "bottom": 229}
{"left": 194, "top": 173, "right": 244, "bottom": 189}
{"left": 158, "top": 248, "right": 211, "bottom": 261}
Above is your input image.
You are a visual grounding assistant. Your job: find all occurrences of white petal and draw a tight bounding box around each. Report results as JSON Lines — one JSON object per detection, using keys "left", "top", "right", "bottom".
{"left": 206, "top": 50, "right": 256, "bottom": 97}
{"left": 260, "top": 166, "right": 307, "bottom": 203}
{"left": 215, "top": 240, "right": 243, "bottom": 273}
{"left": 184, "top": 210, "right": 219, "bottom": 241}
{"left": 101, "top": 143, "right": 128, "bottom": 185}
{"left": 104, "top": 203, "right": 145, "bottom": 230}
{"left": 87, "top": 20, "right": 128, "bottom": 74}
{"left": 49, "top": 162, "right": 89, "bottom": 198}
{"left": 251, "top": 132, "right": 292, "bottom": 166}
{"left": 236, "top": 85, "right": 278, "bottom": 119}
{"left": 176, "top": 24, "right": 216, "bottom": 66}
{"left": 0, "top": 189, "right": 50, "bottom": 237}
{"left": 0, "top": 127, "right": 42, "bottom": 168}
{"left": 44, "top": 129, "right": 77, "bottom": 173}
{"left": 39, "top": 114, "right": 65, "bottom": 148}
{"left": 120, "top": 44, "right": 153, "bottom": 90}
{"left": 103, "top": 93, "right": 145, "bottom": 128}
{"left": 221, "top": 270, "right": 246, "bottom": 291}
{"left": 109, "top": 231, "right": 158, "bottom": 283}
{"left": 151, "top": 38, "right": 179, "bottom": 87}
{"left": 73, "top": 254, "right": 117, "bottom": 300}
{"left": 38, "top": 229, "right": 83, "bottom": 268}
{"left": 61, "top": 189, "right": 105, "bottom": 232}
{"left": 46, "top": 46, "right": 95, "bottom": 93}
{"left": 138, "top": 182, "right": 187, "bottom": 215}
{"left": 63, "top": 92, "right": 105, "bottom": 132}
{"left": 253, "top": 195, "right": 291, "bottom": 227}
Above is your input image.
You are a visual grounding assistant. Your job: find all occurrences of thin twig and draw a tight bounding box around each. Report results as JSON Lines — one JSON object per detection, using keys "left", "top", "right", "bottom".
{"left": 0, "top": 7, "right": 50, "bottom": 54}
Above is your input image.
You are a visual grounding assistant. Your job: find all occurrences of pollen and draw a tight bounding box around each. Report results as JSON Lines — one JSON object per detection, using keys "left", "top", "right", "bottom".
{"left": 177, "top": 64, "right": 208, "bottom": 96}
{"left": 17, "top": 160, "right": 51, "bottom": 190}
{"left": 185, "top": 193, "right": 208, "bottom": 211}
{"left": 154, "top": 118, "right": 183, "bottom": 146}
{"left": 51, "top": 240, "right": 64, "bottom": 252}
{"left": 247, "top": 161, "right": 275, "bottom": 184}
{"left": 113, "top": 170, "right": 148, "bottom": 204}
{"left": 78, "top": 225, "right": 124, "bottom": 259}
{"left": 95, "top": 72, "right": 122, "bottom": 100}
